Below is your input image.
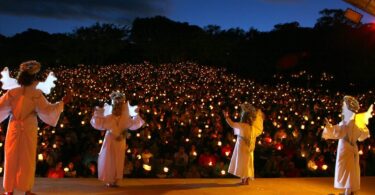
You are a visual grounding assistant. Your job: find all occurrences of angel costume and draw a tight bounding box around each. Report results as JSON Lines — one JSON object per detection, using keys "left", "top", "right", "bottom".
{"left": 0, "top": 64, "right": 63, "bottom": 192}
{"left": 90, "top": 99, "right": 144, "bottom": 185}
{"left": 322, "top": 96, "right": 372, "bottom": 193}
{"left": 226, "top": 107, "right": 263, "bottom": 179}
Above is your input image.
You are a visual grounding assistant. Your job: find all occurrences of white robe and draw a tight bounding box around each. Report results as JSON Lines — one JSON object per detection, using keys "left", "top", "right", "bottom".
{"left": 322, "top": 120, "right": 370, "bottom": 191}
{"left": 227, "top": 114, "right": 263, "bottom": 179}
{"left": 0, "top": 84, "right": 63, "bottom": 192}
{"left": 90, "top": 103, "right": 144, "bottom": 183}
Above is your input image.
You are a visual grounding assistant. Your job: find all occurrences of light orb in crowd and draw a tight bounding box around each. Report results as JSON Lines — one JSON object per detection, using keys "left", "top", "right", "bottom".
{"left": 163, "top": 167, "right": 169, "bottom": 173}
{"left": 217, "top": 141, "right": 222, "bottom": 146}
{"left": 225, "top": 151, "right": 230, "bottom": 156}
{"left": 359, "top": 150, "right": 363, "bottom": 155}
{"left": 136, "top": 133, "right": 140, "bottom": 137}
{"left": 38, "top": 154, "right": 44, "bottom": 161}
{"left": 147, "top": 135, "right": 151, "bottom": 139}
{"left": 53, "top": 144, "right": 57, "bottom": 149}
{"left": 232, "top": 139, "right": 236, "bottom": 143}
{"left": 127, "top": 149, "right": 131, "bottom": 153}
{"left": 0, "top": 143, "right": 2, "bottom": 147}
{"left": 193, "top": 152, "right": 197, "bottom": 156}
{"left": 185, "top": 138, "right": 190, "bottom": 142}
{"left": 98, "top": 139, "right": 103, "bottom": 144}
{"left": 322, "top": 164, "right": 328, "bottom": 171}
{"left": 208, "top": 161, "right": 213, "bottom": 166}
{"left": 143, "top": 164, "right": 152, "bottom": 171}
{"left": 60, "top": 124, "right": 64, "bottom": 128}
{"left": 137, "top": 155, "right": 142, "bottom": 160}
{"left": 221, "top": 170, "right": 226, "bottom": 175}
{"left": 81, "top": 121, "right": 85, "bottom": 125}
{"left": 64, "top": 167, "right": 69, "bottom": 172}
{"left": 0, "top": 167, "right": 2, "bottom": 173}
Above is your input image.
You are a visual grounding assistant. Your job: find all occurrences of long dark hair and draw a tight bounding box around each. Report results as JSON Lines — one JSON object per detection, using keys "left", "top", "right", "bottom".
{"left": 17, "top": 71, "right": 36, "bottom": 86}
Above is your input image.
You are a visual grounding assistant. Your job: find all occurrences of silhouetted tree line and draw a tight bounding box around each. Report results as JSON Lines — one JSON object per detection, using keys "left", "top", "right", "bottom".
{"left": 0, "top": 9, "right": 375, "bottom": 89}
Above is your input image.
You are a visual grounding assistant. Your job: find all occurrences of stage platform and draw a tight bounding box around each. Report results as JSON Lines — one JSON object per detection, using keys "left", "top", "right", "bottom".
{"left": 1, "top": 177, "right": 375, "bottom": 195}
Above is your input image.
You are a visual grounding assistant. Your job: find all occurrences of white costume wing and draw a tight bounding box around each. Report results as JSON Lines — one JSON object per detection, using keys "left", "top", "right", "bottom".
{"left": 1, "top": 67, "right": 20, "bottom": 90}
{"left": 103, "top": 103, "right": 112, "bottom": 116}
{"left": 128, "top": 102, "right": 138, "bottom": 117}
{"left": 36, "top": 72, "right": 57, "bottom": 95}
{"left": 355, "top": 104, "right": 373, "bottom": 129}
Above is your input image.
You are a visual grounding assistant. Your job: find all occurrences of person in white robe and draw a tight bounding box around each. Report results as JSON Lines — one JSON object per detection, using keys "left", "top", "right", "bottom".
{"left": 223, "top": 103, "right": 264, "bottom": 185}
{"left": 0, "top": 60, "right": 71, "bottom": 195}
{"left": 90, "top": 92, "right": 144, "bottom": 187}
{"left": 322, "top": 96, "right": 373, "bottom": 195}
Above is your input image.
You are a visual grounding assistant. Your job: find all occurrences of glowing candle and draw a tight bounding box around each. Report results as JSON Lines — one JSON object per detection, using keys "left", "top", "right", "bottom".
{"left": 221, "top": 170, "right": 226, "bottom": 175}
{"left": 64, "top": 167, "right": 69, "bottom": 172}
{"left": 163, "top": 167, "right": 169, "bottom": 173}
{"left": 322, "top": 164, "right": 328, "bottom": 171}
{"left": 98, "top": 139, "right": 103, "bottom": 144}
{"left": 143, "top": 164, "right": 152, "bottom": 171}
{"left": 38, "top": 154, "right": 44, "bottom": 161}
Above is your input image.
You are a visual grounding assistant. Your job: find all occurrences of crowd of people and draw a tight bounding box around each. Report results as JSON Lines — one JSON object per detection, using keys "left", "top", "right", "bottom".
{"left": 0, "top": 62, "right": 373, "bottom": 179}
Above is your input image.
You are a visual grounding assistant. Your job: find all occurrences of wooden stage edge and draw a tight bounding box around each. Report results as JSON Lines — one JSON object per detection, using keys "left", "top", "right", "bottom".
{"left": 1, "top": 177, "right": 375, "bottom": 195}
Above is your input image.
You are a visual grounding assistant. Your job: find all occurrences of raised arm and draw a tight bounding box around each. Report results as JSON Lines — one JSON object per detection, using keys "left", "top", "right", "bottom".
{"left": 322, "top": 118, "right": 347, "bottom": 140}
{"left": 35, "top": 92, "right": 64, "bottom": 127}
{"left": 223, "top": 110, "right": 237, "bottom": 129}
{"left": 90, "top": 106, "right": 109, "bottom": 130}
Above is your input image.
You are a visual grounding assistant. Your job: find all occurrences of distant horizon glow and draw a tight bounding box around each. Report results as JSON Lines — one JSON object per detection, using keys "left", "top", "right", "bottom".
{"left": 0, "top": 0, "right": 375, "bottom": 36}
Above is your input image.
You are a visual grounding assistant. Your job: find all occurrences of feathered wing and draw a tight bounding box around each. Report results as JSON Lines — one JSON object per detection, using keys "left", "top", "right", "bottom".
{"left": 355, "top": 104, "right": 373, "bottom": 129}
{"left": 1, "top": 67, "right": 20, "bottom": 90}
{"left": 36, "top": 72, "right": 57, "bottom": 95}
{"left": 103, "top": 103, "right": 112, "bottom": 116}
{"left": 128, "top": 101, "right": 138, "bottom": 117}
{"left": 252, "top": 110, "right": 264, "bottom": 137}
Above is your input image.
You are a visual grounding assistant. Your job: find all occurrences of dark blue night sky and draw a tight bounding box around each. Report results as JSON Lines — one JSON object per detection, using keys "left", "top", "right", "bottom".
{"left": 0, "top": 0, "right": 374, "bottom": 36}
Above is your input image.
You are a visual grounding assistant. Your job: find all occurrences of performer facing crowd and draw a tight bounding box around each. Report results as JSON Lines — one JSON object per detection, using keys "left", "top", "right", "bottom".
{"left": 322, "top": 96, "right": 373, "bottom": 195}
{"left": 0, "top": 60, "right": 71, "bottom": 195}
{"left": 91, "top": 92, "right": 144, "bottom": 187}
{"left": 223, "top": 103, "right": 264, "bottom": 185}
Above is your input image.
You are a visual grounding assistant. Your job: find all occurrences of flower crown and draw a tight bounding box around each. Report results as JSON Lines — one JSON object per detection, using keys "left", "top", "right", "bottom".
{"left": 19, "top": 60, "right": 41, "bottom": 75}
{"left": 343, "top": 96, "right": 360, "bottom": 113}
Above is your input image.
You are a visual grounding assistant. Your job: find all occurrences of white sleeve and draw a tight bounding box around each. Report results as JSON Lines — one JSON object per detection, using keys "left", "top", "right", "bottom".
{"left": 35, "top": 92, "right": 64, "bottom": 127}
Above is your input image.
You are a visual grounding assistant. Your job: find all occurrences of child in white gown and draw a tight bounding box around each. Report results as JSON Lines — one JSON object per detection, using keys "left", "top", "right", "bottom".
{"left": 91, "top": 92, "right": 144, "bottom": 187}
{"left": 322, "top": 96, "right": 373, "bottom": 195}
{"left": 223, "top": 103, "right": 264, "bottom": 185}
